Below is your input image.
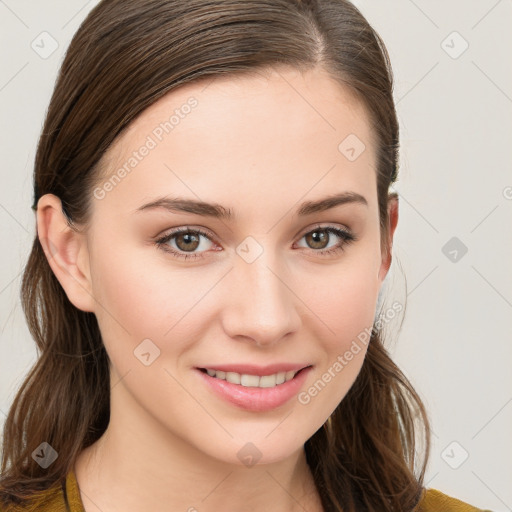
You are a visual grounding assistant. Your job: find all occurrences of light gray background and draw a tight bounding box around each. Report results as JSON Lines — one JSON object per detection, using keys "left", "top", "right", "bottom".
{"left": 1, "top": 1, "right": 511, "bottom": 510}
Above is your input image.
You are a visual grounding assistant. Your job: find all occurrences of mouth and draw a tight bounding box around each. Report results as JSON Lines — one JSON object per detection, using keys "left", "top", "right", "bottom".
{"left": 195, "top": 364, "right": 313, "bottom": 412}
{"left": 197, "top": 367, "right": 309, "bottom": 389}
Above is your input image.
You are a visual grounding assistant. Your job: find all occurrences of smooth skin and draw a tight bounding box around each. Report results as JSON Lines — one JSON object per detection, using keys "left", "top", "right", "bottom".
{"left": 37, "top": 65, "right": 398, "bottom": 512}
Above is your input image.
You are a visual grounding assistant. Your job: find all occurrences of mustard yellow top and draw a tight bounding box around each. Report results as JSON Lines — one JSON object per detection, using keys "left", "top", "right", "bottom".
{"left": 0, "top": 470, "right": 492, "bottom": 511}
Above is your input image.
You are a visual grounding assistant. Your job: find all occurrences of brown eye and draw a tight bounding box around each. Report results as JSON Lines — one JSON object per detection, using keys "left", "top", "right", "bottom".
{"left": 174, "top": 232, "right": 201, "bottom": 252}
{"left": 304, "top": 229, "right": 330, "bottom": 250}
{"left": 155, "top": 227, "right": 215, "bottom": 260}
{"left": 155, "top": 225, "right": 357, "bottom": 262}
{"left": 296, "top": 226, "right": 357, "bottom": 256}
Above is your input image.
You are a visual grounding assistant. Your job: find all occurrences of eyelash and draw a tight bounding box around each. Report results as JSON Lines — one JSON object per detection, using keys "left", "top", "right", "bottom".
{"left": 155, "top": 225, "right": 357, "bottom": 261}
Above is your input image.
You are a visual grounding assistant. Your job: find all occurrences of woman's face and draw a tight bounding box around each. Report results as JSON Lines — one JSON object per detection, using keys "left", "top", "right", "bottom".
{"left": 75, "top": 66, "right": 395, "bottom": 465}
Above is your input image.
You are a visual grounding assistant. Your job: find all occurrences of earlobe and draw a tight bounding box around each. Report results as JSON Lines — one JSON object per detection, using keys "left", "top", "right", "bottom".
{"left": 36, "top": 193, "right": 96, "bottom": 313}
{"left": 378, "top": 193, "right": 399, "bottom": 282}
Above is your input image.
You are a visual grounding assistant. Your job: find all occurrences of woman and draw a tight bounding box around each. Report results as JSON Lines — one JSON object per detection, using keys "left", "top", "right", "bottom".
{"left": 0, "top": 0, "right": 490, "bottom": 510}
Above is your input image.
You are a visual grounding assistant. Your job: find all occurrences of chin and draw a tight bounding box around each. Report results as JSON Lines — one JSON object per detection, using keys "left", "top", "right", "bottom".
{"left": 191, "top": 423, "right": 315, "bottom": 468}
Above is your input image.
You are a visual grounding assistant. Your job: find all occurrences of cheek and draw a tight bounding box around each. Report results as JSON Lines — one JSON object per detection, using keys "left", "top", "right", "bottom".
{"left": 88, "top": 238, "right": 223, "bottom": 365}
{"left": 304, "top": 257, "right": 380, "bottom": 344}
{"left": 91, "top": 254, "right": 163, "bottom": 336}
{"left": 297, "top": 255, "right": 380, "bottom": 407}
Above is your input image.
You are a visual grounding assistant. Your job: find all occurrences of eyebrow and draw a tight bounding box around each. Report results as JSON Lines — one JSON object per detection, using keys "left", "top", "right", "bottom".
{"left": 135, "top": 191, "right": 368, "bottom": 220}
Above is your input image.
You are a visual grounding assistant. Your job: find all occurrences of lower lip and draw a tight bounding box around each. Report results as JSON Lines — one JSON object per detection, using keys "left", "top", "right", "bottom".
{"left": 196, "top": 367, "right": 312, "bottom": 412}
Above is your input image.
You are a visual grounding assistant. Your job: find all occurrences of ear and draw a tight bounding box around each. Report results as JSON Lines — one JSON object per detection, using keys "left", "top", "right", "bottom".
{"left": 378, "top": 192, "right": 399, "bottom": 283}
{"left": 36, "top": 193, "right": 95, "bottom": 313}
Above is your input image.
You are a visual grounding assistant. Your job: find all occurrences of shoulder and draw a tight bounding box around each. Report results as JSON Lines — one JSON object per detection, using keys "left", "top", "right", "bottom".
{"left": 0, "top": 471, "right": 84, "bottom": 512}
{"left": 418, "top": 488, "right": 493, "bottom": 512}
{"left": 0, "top": 486, "right": 63, "bottom": 512}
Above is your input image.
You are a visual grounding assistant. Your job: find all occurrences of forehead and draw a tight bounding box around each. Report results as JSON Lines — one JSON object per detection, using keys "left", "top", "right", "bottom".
{"left": 93, "top": 66, "right": 378, "bottom": 221}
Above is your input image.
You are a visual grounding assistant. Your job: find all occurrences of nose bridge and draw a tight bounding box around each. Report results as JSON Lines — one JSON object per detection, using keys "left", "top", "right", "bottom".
{"left": 223, "top": 239, "right": 300, "bottom": 345}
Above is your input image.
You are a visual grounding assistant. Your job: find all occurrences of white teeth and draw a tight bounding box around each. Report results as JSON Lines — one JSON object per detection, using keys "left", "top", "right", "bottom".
{"left": 241, "top": 374, "right": 260, "bottom": 387}
{"left": 259, "top": 374, "right": 277, "bottom": 388}
{"left": 204, "top": 368, "right": 299, "bottom": 388}
{"left": 226, "top": 372, "right": 241, "bottom": 385}
{"left": 285, "top": 370, "right": 295, "bottom": 381}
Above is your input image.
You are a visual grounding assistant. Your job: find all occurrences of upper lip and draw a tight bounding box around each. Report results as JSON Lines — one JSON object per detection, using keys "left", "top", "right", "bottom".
{"left": 197, "top": 363, "right": 311, "bottom": 376}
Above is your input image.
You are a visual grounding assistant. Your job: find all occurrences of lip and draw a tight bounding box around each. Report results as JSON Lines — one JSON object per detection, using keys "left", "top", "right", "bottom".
{"left": 195, "top": 364, "right": 312, "bottom": 412}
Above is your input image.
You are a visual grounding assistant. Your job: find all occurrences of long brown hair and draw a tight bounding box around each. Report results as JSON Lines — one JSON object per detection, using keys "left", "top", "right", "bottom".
{"left": 0, "top": 1, "right": 430, "bottom": 510}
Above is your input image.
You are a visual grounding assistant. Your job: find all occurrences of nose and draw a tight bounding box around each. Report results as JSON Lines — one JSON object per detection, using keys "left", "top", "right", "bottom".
{"left": 221, "top": 250, "right": 301, "bottom": 347}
